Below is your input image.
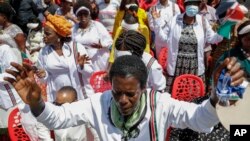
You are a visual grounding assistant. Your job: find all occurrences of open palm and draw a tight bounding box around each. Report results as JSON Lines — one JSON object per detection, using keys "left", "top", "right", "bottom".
{"left": 4, "top": 62, "right": 42, "bottom": 106}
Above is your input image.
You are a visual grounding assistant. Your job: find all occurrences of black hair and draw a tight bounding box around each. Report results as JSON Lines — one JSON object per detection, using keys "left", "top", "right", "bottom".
{"left": 88, "top": 0, "right": 99, "bottom": 20}
{"left": 109, "top": 55, "right": 148, "bottom": 89}
{"left": 119, "top": 0, "right": 139, "bottom": 11}
{"left": 115, "top": 30, "right": 146, "bottom": 57}
{"left": 236, "top": 20, "right": 250, "bottom": 47}
{"left": 184, "top": 0, "right": 201, "bottom": 6}
{"left": 73, "top": 0, "right": 93, "bottom": 15}
{"left": 0, "top": 2, "right": 15, "bottom": 21}
{"left": 28, "top": 17, "right": 42, "bottom": 31}
{"left": 58, "top": 86, "right": 78, "bottom": 100}
{"left": 123, "top": 12, "right": 138, "bottom": 24}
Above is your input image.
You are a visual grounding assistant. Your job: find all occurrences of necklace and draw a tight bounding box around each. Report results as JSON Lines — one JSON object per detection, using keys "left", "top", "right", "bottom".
{"left": 241, "top": 48, "right": 250, "bottom": 60}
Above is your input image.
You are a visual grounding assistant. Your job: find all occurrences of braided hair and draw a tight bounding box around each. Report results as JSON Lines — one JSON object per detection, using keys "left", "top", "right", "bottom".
{"left": 115, "top": 30, "right": 146, "bottom": 58}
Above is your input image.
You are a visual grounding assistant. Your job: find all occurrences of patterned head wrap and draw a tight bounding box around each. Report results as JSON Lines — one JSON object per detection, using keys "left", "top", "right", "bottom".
{"left": 45, "top": 14, "right": 72, "bottom": 37}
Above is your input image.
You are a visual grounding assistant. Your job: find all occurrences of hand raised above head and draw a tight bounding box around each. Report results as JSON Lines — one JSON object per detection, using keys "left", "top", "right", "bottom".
{"left": 151, "top": 6, "right": 161, "bottom": 19}
{"left": 4, "top": 62, "right": 42, "bottom": 107}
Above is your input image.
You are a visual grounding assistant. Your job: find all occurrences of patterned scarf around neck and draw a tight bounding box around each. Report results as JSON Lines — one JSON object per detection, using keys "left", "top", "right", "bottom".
{"left": 110, "top": 93, "right": 147, "bottom": 140}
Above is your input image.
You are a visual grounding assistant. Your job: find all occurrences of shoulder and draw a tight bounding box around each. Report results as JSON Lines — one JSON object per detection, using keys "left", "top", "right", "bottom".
{"left": 0, "top": 44, "right": 12, "bottom": 53}
{"left": 40, "top": 45, "right": 51, "bottom": 55}
{"left": 10, "top": 24, "right": 23, "bottom": 32}
{"left": 89, "top": 90, "right": 113, "bottom": 108}
{"left": 138, "top": 8, "right": 147, "bottom": 15}
{"left": 92, "top": 21, "right": 106, "bottom": 29}
{"left": 147, "top": 89, "right": 172, "bottom": 105}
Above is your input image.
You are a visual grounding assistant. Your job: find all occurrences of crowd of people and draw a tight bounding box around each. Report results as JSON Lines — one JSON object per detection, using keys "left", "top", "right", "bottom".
{"left": 0, "top": 0, "right": 250, "bottom": 140}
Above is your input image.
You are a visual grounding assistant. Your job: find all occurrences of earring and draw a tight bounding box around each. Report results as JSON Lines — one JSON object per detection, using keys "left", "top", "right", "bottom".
{"left": 57, "top": 38, "right": 60, "bottom": 42}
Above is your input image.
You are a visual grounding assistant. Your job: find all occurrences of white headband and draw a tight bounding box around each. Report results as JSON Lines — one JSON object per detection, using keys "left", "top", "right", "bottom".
{"left": 125, "top": 4, "right": 138, "bottom": 9}
{"left": 75, "top": 6, "right": 90, "bottom": 16}
{"left": 121, "top": 20, "right": 139, "bottom": 31}
{"left": 239, "top": 25, "right": 250, "bottom": 35}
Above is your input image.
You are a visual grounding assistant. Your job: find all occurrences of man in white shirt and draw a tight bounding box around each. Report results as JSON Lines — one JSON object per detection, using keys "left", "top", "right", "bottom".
{"left": 4, "top": 55, "right": 245, "bottom": 141}
{"left": 53, "top": 86, "right": 88, "bottom": 141}
{"left": 148, "top": 0, "right": 180, "bottom": 57}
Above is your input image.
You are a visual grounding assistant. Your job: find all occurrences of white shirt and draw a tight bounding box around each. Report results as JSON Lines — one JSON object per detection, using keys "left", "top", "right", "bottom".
{"left": 153, "top": 13, "right": 223, "bottom": 76}
{"left": 72, "top": 21, "right": 113, "bottom": 71}
{"left": 55, "top": 7, "right": 76, "bottom": 25}
{"left": 0, "top": 44, "right": 22, "bottom": 110}
{"left": 98, "top": 0, "right": 119, "bottom": 33}
{"left": 36, "top": 89, "right": 219, "bottom": 141}
{"left": 148, "top": 1, "right": 180, "bottom": 57}
{"left": 142, "top": 52, "right": 166, "bottom": 91}
{"left": 54, "top": 124, "right": 87, "bottom": 141}
{"left": 37, "top": 41, "right": 95, "bottom": 101}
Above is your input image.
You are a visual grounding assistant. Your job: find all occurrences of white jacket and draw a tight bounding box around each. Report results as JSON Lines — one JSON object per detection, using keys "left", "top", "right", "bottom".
{"left": 142, "top": 52, "right": 166, "bottom": 91}
{"left": 36, "top": 89, "right": 219, "bottom": 141}
{"left": 153, "top": 13, "right": 223, "bottom": 75}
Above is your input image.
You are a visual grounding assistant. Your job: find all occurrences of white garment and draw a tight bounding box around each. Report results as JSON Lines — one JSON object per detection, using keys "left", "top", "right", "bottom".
{"left": 20, "top": 104, "right": 53, "bottom": 141}
{"left": 98, "top": 0, "right": 119, "bottom": 33}
{"left": 142, "top": 52, "right": 166, "bottom": 91}
{"left": 36, "top": 89, "right": 219, "bottom": 141}
{"left": 26, "top": 29, "right": 45, "bottom": 63}
{"left": 37, "top": 41, "right": 95, "bottom": 101}
{"left": 153, "top": 13, "right": 223, "bottom": 76}
{"left": 3, "top": 24, "right": 23, "bottom": 49}
{"left": 72, "top": 21, "right": 112, "bottom": 71}
{"left": 148, "top": 2, "right": 180, "bottom": 57}
{"left": 54, "top": 124, "right": 87, "bottom": 141}
{"left": 26, "top": 29, "right": 45, "bottom": 50}
{"left": 55, "top": 7, "right": 76, "bottom": 25}
{"left": 0, "top": 44, "right": 22, "bottom": 128}
{"left": 199, "top": 5, "right": 218, "bottom": 26}
{"left": 0, "top": 44, "right": 22, "bottom": 110}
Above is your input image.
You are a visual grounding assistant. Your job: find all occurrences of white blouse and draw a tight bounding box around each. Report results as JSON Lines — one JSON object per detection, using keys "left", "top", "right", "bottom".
{"left": 72, "top": 21, "right": 113, "bottom": 71}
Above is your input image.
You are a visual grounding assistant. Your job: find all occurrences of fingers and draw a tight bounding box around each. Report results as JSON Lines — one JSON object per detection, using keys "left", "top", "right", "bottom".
{"left": 10, "top": 62, "right": 25, "bottom": 73}
{"left": 215, "top": 57, "right": 245, "bottom": 87}
{"left": 230, "top": 70, "right": 245, "bottom": 86}
{"left": 226, "top": 57, "right": 237, "bottom": 71}
{"left": 3, "top": 77, "right": 17, "bottom": 86}
{"left": 36, "top": 70, "right": 46, "bottom": 78}
{"left": 5, "top": 69, "right": 19, "bottom": 78}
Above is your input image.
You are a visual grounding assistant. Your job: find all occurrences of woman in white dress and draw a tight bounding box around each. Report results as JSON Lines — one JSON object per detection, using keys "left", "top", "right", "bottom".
{"left": 72, "top": 0, "right": 113, "bottom": 71}
{"left": 37, "top": 12, "right": 94, "bottom": 102}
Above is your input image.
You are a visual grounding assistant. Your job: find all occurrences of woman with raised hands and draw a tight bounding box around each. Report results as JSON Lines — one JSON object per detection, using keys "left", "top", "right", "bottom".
{"left": 36, "top": 11, "right": 94, "bottom": 102}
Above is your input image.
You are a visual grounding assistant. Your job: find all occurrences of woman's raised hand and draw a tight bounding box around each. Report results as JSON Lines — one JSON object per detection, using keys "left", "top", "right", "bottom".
{"left": 151, "top": 6, "right": 161, "bottom": 19}
{"left": 77, "top": 53, "right": 91, "bottom": 69}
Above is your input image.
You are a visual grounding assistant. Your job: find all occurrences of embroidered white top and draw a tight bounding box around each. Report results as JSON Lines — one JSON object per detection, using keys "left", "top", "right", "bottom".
{"left": 37, "top": 41, "right": 95, "bottom": 101}
{"left": 72, "top": 21, "right": 112, "bottom": 71}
